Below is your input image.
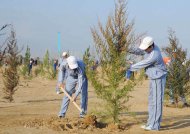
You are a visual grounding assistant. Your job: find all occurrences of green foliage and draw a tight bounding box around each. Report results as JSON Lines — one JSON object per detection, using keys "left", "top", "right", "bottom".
{"left": 39, "top": 63, "right": 45, "bottom": 76}
{"left": 19, "top": 45, "right": 30, "bottom": 77}
{"left": 83, "top": 47, "right": 95, "bottom": 71}
{"left": 85, "top": 0, "right": 137, "bottom": 123}
{"left": 34, "top": 67, "right": 41, "bottom": 77}
{"left": 46, "top": 59, "right": 57, "bottom": 79}
{"left": 83, "top": 47, "right": 91, "bottom": 65}
{"left": 2, "top": 29, "right": 20, "bottom": 102}
{"left": 38, "top": 50, "right": 57, "bottom": 79}
{"left": 43, "top": 50, "right": 50, "bottom": 69}
{"left": 162, "top": 29, "right": 190, "bottom": 104}
{"left": 19, "top": 65, "right": 28, "bottom": 76}
{"left": 0, "top": 60, "right": 3, "bottom": 67}
{"left": 24, "top": 45, "right": 30, "bottom": 65}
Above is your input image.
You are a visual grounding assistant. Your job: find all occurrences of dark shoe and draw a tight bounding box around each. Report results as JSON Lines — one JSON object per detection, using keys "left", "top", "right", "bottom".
{"left": 58, "top": 115, "right": 65, "bottom": 119}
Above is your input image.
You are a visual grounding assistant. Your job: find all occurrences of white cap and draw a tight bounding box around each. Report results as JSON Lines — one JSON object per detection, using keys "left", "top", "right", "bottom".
{"left": 62, "top": 52, "right": 67, "bottom": 57}
{"left": 67, "top": 56, "right": 78, "bottom": 69}
{"left": 139, "top": 36, "right": 154, "bottom": 50}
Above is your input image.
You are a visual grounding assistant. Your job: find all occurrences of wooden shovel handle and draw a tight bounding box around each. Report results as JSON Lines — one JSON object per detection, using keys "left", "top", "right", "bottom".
{"left": 60, "top": 87, "right": 82, "bottom": 113}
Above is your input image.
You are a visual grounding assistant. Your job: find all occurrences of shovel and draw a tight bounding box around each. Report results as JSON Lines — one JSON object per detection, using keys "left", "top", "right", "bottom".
{"left": 60, "top": 87, "right": 82, "bottom": 113}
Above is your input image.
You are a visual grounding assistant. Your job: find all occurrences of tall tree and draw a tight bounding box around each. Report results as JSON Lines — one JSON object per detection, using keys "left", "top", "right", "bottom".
{"left": 162, "top": 29, "right": 190, "bottom": 105}
{"left": 2, "top": 28, "right": 21, "bottom": 102}
{"left": 85, "top": 0, "right": 138, "bottom": 123}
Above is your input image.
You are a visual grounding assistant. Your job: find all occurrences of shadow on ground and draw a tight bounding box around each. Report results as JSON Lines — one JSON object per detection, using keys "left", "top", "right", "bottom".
{"left": 161, "top": 115, "right": 190, "bottom": 130}
{"left": 121, "top": 111, "right": 190, "bottom": 131}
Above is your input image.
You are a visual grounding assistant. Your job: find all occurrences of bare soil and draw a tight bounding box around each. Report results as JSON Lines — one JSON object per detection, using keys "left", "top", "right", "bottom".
{"left": 0, "top": 75, "right": 190, "bottom": 134}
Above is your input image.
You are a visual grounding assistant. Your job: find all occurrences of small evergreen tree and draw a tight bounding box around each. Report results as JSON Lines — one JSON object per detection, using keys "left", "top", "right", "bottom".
{"left": 162, "top": 29, "right": 190, "bottom": 105}
{"left": 43, "top": 50, "right": 50, "bottom": 69}
{"left": 85, "top": 0, "right": 138, "bottom": 123}
{"left": 2, "top": 28, "right": 20, "bottom": 102}
{"left": 40, "top": 50, "right": 56, "bottom": 79}
{"left": 48, "top": 59, "right": 57, "bottom": 79}
{"left": 20, "top": 45, "right": 30, "bottom": 76}
{"left": 24, "top": 45, "right": 30, "bottom": 65}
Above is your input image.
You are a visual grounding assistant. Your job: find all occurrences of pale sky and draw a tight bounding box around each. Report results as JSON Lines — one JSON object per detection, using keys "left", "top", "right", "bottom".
{"left": 0, "top": 0, "right": 190, "bottom": 58}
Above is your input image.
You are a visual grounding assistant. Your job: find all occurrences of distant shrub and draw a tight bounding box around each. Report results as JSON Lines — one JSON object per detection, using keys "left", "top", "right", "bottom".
{"left": 19, "top": 65, "right": 28, "bottom": 77}
{"left": 34, "top": 66, "right": 41, "bottom": 77}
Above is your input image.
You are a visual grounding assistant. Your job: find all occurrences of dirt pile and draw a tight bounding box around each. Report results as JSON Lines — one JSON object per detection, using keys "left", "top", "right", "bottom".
{"left": 21, "top": 115, "right": 98, "bottom": 131}
{"left": 20, "top": 115, "right": 128, "bottom": 132}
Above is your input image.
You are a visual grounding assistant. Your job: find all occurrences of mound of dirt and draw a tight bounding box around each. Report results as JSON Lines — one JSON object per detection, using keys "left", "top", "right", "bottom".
{"left": 20, "top": 115, "right": 96, "bottom": 131}
{"left": 19, "top": 115, "right": 128, "bottom": 132}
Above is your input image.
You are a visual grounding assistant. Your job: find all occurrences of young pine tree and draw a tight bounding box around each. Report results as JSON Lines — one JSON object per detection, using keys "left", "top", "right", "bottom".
{"left": 40, "top": 50, "right": 56, "bottom": 79}
{"left": 20, "top": 45, "right": 30, "bottom": 76}
{"left": 85, "top": 0, "right": 138, "bottom": 123}
{"left": 2, "top": 29, "right": 20, "bottom": 102}
{"left": 24, "top": 45, "right": 30, "bottom": 65}
{"left": 43, "top": 50, "right": 50, "bottom": 69}
{"left": 162, "top": 29, "right": 190, "bottom": 106}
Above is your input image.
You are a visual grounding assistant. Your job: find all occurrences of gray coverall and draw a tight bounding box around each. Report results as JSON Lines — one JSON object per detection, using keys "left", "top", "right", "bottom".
{"left": 59, "top": 60, "right": 88, "bottom": 117}
{"left": 129, "top": 45, "right": 167, "bottom": 130}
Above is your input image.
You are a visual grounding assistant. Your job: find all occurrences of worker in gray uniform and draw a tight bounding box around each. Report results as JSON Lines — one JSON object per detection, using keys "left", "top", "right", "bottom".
{"left": 58, "top": 56, "right": 88, "bottom": 118}
{"left": 127, "top": 36, "right": 167, "bottom": 131}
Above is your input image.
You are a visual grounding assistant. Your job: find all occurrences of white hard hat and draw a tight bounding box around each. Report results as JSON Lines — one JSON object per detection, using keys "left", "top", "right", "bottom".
{"left": 67, "top": 56, "right": 78, "bottom": 69}
{"left": 62, "top": 52, "right": 67, "bottom": 57}
{"left": 139, "top": 36, "right": 154, "bottom": 50}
